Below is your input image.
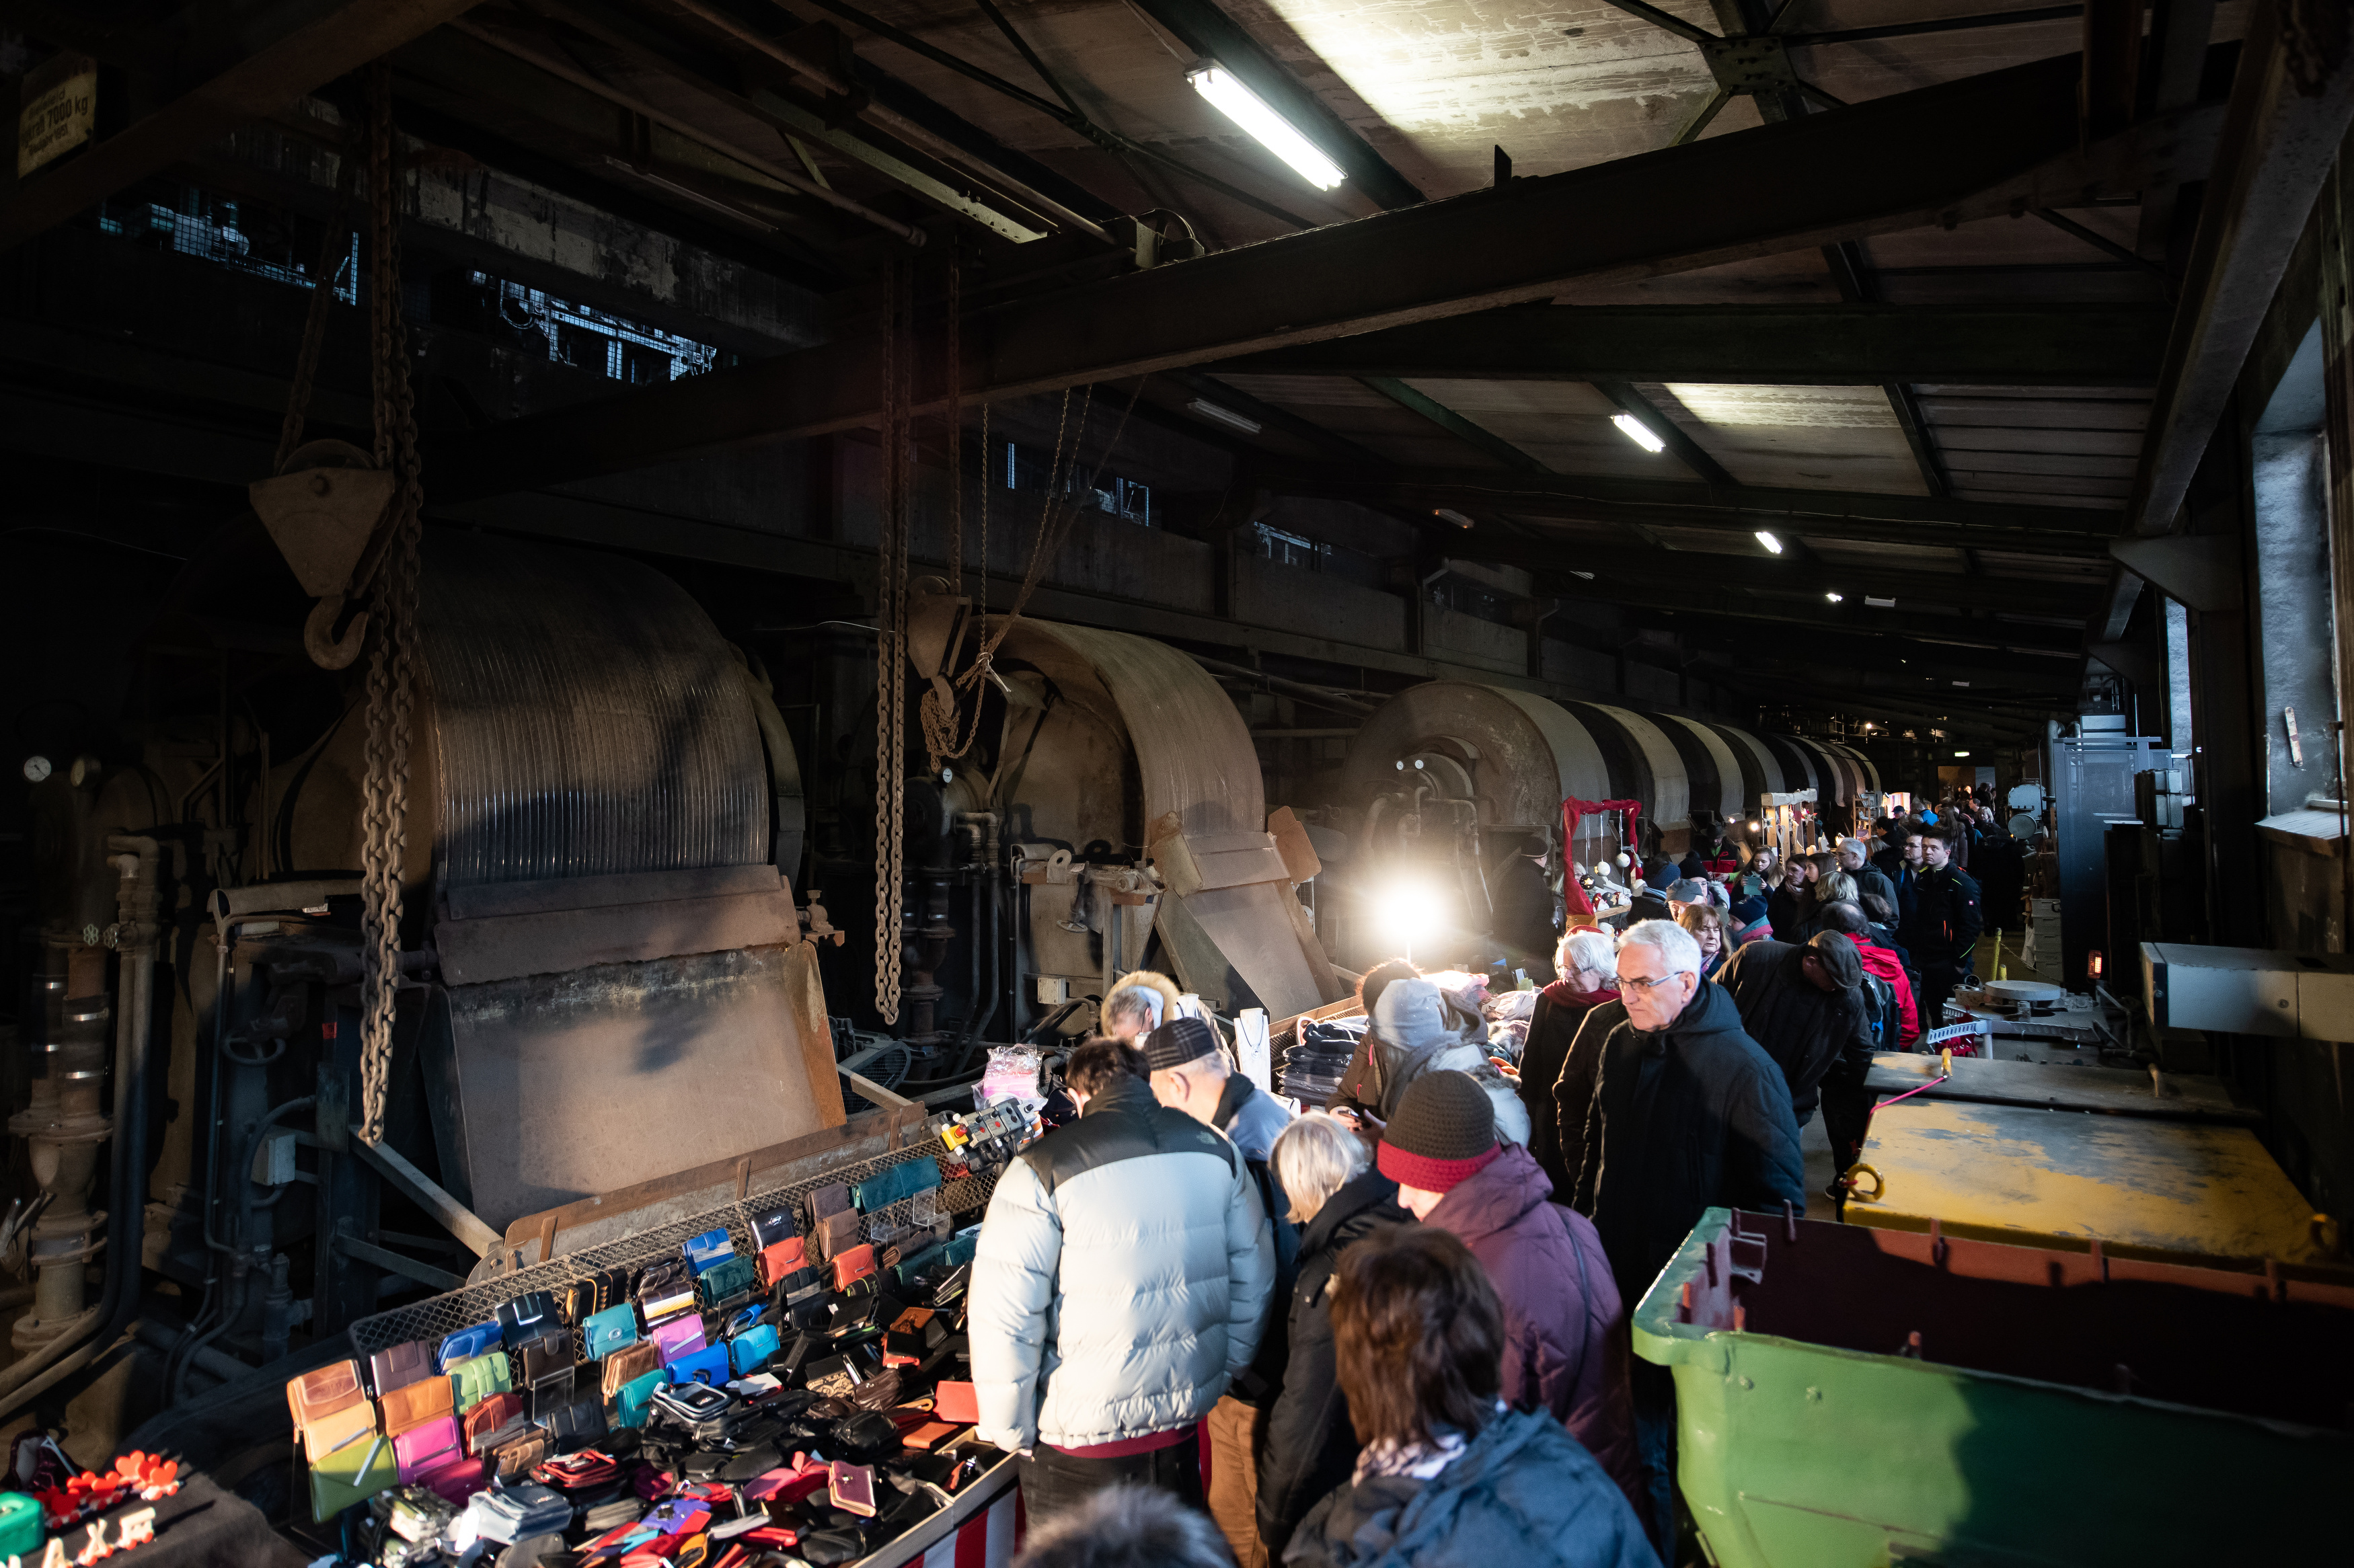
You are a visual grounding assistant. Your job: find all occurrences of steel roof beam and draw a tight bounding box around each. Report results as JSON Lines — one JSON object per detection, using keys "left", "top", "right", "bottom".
{"left": 432, "top": 49, "right": 2224, "bottom": 496}
{"left": 0, "top": 0, "right": 484, "bottom": 251}
{"left": 1497, "top": 542, "right": 2097, "bottom": 616}
{"left": 1248, "top": 463, "right": 2119, "bottom": 553}
{"left": 1217, "top": 303, "right": 2170, "bottom": 384}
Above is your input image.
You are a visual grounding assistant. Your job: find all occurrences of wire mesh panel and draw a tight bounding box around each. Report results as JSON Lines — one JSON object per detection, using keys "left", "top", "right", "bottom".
{"left": 348, "top": 1134, "right": 1001, "bottom": 1380}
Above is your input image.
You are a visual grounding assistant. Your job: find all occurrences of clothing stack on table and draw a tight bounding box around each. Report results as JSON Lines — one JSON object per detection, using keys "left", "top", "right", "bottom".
{"left": 291, "top": 1146, "right": 1010, "bottom": 1567}
{"left": 1280, "top": 1016, "right": 1364, "bottom": 1105}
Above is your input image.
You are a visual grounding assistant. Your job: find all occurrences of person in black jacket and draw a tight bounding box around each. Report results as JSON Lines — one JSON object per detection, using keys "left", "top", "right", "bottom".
{"left": 1716, "top": 933, "right": 1875, "bottom": 1127}
{"left": 1517, "top": 928, "right": 1620, "bottom": 1200}
{"left": 1254, "top": 1113, "right": 1409, "bottom": 1560}
{"left": 1575, "top": 919, "right": 1803, "bottom": 1560}
{"left": 1908, "top": 828, "right": 1983, "bottom": 1027}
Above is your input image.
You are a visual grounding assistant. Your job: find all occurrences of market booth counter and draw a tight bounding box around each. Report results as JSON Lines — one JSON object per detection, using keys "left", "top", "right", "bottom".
{"left": 1634, "top": 1208, "right": 2354, "bottom": 1568}
{"left": 275, "top": 1101, "right": 1035, "bottom": 1567}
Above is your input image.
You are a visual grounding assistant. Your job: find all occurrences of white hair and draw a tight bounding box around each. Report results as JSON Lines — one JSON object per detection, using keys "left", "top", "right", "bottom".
{"left": 1271, "top": 1111, "right": 1370, "bottom": 1223}
{"left": 1559, "top": 929, "right": 1618, "bottom": 981}
{"left": 1620, "top": 918, "right": 1702, "bottom": 978}
{"left": 1838, "top": 836, "right": 1867, "bottom": 859}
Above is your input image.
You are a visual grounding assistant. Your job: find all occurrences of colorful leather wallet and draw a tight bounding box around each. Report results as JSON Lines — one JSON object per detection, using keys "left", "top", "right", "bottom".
{"left": 306, "top": 1427, "right": 397, "bottom": 1522}
{"left": 808, "top": 1182, "right": 851, "bottom": 1220}
{"left": 414, "top": 1455, "right": 488, "bottom": 1507}
{"left": 683, "top": 1227, "right": 735, "bottom": 1273}
{"left": 850, "top": 1159, "right": 941, "bottom": 1214}
{"left": 757, "top": 1237, "right": 806, "bottom": 1286}
{"left": 543, "top": 1396, "right": 608, "bottom": 1450}
{"left": 436, "top": 1321, "right": 501, "bottom": 1371}
{"left": 448, "top": 1349, "right": 512, "bottom": 1412}
{"left": 555, "top": 1266, "right": 631, "bottom": 1323}
{"left": 599, "top": 1339, "right": 661, "bottom": 1399}
{"left": 369, "top": 1339, "right": 436, "bottom": 1398}
{"left": 832, "top": 1244, "right": 878, "bottom": 1290}
{"left": 698, "top": 1255, "right": 759, "bottom": 1312}
{"left": 933, "top": 1381, "right": 979, "bottom": 1424}
{"left": 392, "top": 1415, "right": 462, "bottom": 1485}
{"left": 379, "top": 1372, "right": 454, "bottom": 1437}
{"left": 728, "top": 1323, "right": 780, "bottom": 1376}
{"left": 750, "top": 1204, "right": 800, "bottom": 1251}
{"left": 665, "top": 1341, "right": 732, "bottom": 1388}
{"left": 611, "top": 1370, "right": 666, "bottom": 1429}
{"left": 517, "top": 1327, "right": 573, "bottom": 1384}
{"left": 636, "top": 1258, "right": 695, "bottom": 1320}
{"left": 297, "top": 1395, "right": 379, "bottom": 1475}
{"left": 581, "top": 1302, "right": 639, "bottom": 1360}
{"left": 496, "top": 1290, "right": 560, "bottom": 1347}
{"left": 649, "top": 1312, "right": 706, "bottom": 1364}
{"left": 461, "top": 1390, "right": 524, "bottom": 1457}
{"left": 287, "top": 1358, "right": 367, "bottom": 1428}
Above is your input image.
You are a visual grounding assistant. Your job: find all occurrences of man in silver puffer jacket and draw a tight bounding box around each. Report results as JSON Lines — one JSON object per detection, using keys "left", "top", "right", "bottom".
{"left": 970, "top": 1061, "right": 1276, "bottom": 1525}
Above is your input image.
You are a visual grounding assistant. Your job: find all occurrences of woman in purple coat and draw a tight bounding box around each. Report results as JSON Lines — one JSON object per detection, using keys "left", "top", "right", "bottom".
{"left": 1375, "top": 1070, "right": 1647, "bottom": 1528}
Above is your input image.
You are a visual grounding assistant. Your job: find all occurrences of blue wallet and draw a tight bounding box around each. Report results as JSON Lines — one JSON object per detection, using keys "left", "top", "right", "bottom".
{"left": 683, "top": 1228, "right": 735, "bottom": 1274}
{"left": 436, "top": 1321, "right": 500, "bottom": 1372}
{"left": 728, "top": 1323, "right": 780, "bottom": 1376}
{"left": 665, "top": 1341, "right": 732, "bottom": 1388}
{"left": 581, "top": 1303, "right": 640, "bottom": 1361}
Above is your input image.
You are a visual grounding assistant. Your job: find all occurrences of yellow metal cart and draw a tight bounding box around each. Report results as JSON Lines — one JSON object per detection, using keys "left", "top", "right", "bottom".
{"left": 1844, "top": 1098, "right": 2337, "bottom": 1269}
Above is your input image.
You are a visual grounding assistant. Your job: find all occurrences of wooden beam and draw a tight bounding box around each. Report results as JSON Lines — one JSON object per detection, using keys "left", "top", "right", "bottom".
{"left": 432, "top": 50, "right": 2225, "bottom": 496}
{"left": 0, "top": 0, "right": 485, "bottom": 251}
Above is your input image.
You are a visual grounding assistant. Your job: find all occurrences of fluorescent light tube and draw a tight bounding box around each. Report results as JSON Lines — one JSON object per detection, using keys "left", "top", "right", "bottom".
{"left": 1611, "top": 411, "right": 1665, "bottom": 453}
{"left": 1188, "top": 64, "right": 1345, "bottom": 191}
{"left": 1433, "top": 508, "right": 1474, "bottom": 527}
{"left": 1186, "top": 397, "right": 1261, "bottom": 434}
{"left": 1865, "top": 594, "right": 1896, "bottom": 608}
{"left": 1755, "top": 531, "right": 1783, "bottom": 554}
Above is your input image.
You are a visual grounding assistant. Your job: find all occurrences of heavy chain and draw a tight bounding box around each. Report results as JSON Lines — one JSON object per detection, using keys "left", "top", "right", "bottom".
{"left": 356, "top": 65, "right": 423, "bottom": 1146}
{"left": 873, "top": 260, "right": 911, "bottom": 1024}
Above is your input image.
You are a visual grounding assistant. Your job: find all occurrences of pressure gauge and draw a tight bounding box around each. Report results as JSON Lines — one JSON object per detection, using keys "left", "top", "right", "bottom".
{"left": 22, "top": 755, "right": 51, "bottom": 783}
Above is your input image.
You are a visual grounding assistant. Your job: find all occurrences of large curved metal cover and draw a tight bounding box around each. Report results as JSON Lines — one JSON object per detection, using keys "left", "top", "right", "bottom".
{"left": 1008, "top": 622, "right": 1330, "bottom": 1018}
{"left": 418, "top": 533, "right": 767, "bottom": 885}
{"left": 1829, "top": 742, "right": 1881, "bottom": 794}
{"left": 1342, "top": 682, "right": 1609, "bottom": 830}
{"left": 1794, "top": 738, "right": 1856, "bottom": 804}
{"left": 1585, "top": 704, "right": 1691, "bottom": 830}
{"left": 1658, "top": 715, "right": 1744, "bottom": 821}
{"left": 1018, "top": 623, "right": 1264, "bottom": 834}
{"left": 1708, "top": 726, "right": 1787, "bottom": 802}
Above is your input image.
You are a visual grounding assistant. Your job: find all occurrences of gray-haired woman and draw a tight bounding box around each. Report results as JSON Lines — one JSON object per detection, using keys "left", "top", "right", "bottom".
{"left": 1254, "top": 1112, "right": 1409, "bottom": 1561}
{"left": 1517, "top": 927, "right": 1620, "bottom": 1202}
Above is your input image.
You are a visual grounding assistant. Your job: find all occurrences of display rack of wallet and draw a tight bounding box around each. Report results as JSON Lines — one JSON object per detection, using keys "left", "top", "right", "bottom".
{"left": 287, "top": 1111, "right": 1032, "bottom": 1567}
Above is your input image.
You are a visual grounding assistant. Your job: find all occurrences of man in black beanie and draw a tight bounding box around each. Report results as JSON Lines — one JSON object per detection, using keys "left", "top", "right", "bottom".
{"left": 1143, "top": 1014, "right": 1295, "bottom": 1568}
{"left": 1716, "top": 931, "right": 1876, "bottom": 1127}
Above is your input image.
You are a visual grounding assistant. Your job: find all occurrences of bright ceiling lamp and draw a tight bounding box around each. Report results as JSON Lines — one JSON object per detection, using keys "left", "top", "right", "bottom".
{"left": 1825, "top": 592, "right": 1844, "bottom": 603}
{"left": 1611, "top": 411, "right": 1665, "bottom": 452}
{"left": 1187, "top": 64, "right": 1345, "bottom": 190}
{"left": 1755, "top": 530, "right": 1783, "bottom": 554}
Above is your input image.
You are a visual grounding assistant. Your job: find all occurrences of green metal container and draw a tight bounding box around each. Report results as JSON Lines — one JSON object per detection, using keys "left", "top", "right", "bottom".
{"left": 1634, "top": 1207, "right": 2354, "bottom": 1567}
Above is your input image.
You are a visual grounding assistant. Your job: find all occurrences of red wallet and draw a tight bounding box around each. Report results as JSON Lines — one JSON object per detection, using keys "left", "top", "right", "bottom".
{"left": 934, "top": 1380, "right": 979, "bottom": 1424}
{"left": 831, "top": 1243, "right": 876, "bottom": 1290}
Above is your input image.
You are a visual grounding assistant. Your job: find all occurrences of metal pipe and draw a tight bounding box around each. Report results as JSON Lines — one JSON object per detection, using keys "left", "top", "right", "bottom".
{"left": 0, "top": 837, "right": 158, "bottom": 1417}
{"left": 665, "top": 0, "right": 1113, "bottom": 243}
{"left": 449, "top": 16, "right": 927, "bottom": 245}
{"left": 1187, "top": 652, "right": 1381, "bottom": 717}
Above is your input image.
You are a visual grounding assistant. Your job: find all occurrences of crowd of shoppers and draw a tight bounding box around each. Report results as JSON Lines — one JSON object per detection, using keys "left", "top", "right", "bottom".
{"left": 990, "top": 785, "right": 2042, "bottom": 1567}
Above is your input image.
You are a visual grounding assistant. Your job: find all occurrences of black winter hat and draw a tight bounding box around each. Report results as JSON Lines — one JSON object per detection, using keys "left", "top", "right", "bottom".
{"left": 1141, "top": 1015, "right": 1220, "bottom": 1072}
{"left": 1375, "top": 1070, "right": 1501, "bottom": 1193}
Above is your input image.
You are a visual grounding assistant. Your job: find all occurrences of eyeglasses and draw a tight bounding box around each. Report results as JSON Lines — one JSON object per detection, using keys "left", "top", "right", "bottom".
{"left": 1619, "top": 971, "right": 1690, "bottom": 993}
